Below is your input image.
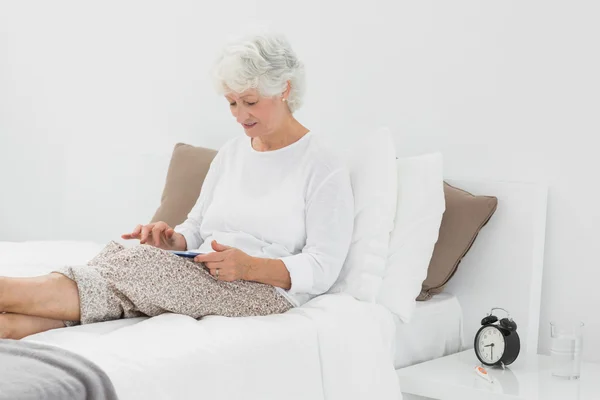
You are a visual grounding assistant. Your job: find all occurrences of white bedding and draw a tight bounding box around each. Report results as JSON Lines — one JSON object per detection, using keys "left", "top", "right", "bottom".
{"left": 392, "top": 293, "right": 463, "bottom": 369}
{"left": 0, "top": 240, "right": 401, "bottom": 400}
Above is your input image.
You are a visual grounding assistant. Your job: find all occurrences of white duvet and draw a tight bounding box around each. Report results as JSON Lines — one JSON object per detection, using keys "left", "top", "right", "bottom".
{"left": 0, "top": 241, "right": 401, "bottom": 400}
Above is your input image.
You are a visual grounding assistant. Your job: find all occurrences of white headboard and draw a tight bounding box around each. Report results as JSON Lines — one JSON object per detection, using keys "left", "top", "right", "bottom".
{"left": 442, "top": 178, "right": 548, "bottom": 356}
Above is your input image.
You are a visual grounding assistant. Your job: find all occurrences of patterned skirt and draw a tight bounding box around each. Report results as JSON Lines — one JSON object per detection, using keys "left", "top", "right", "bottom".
{"left": 53, "top": 241, "right": 293, "bottom": 326}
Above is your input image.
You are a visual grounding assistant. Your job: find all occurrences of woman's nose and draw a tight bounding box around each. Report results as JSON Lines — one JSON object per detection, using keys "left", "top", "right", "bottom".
{"left": 233, "top": 107, "right": 249, "bottom": 124}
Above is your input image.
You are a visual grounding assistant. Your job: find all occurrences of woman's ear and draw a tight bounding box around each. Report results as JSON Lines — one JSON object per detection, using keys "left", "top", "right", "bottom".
{"left": 282, "top": 81, "right": 291, "bottom": 101}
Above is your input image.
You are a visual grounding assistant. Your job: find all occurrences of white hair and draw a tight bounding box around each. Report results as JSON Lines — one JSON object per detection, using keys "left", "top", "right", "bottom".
{"left": 212, "top": 32, "right": 306, "bottom": 113}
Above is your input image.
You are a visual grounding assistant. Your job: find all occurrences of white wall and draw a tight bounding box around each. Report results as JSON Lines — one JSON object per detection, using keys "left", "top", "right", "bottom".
{"left": 1, "top": 1, "right": 599, "bottom": 361}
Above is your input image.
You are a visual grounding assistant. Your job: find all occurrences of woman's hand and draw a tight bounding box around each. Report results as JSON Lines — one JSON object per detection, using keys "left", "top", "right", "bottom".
{"left": 194, "top": 240, "right": 253, "bottom": 282}
{"left": 121, "top": 221, "right": 187, "bottom": 251}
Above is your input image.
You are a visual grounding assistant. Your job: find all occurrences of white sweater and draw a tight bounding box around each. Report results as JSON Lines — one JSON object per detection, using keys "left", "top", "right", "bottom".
{"left": 173, "top": 131, "right": 354, "bottom": 307}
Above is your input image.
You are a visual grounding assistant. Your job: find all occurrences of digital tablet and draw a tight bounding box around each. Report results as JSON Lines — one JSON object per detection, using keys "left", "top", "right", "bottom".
{"left": 169, "top": 250, "right": 206, "bottom": 258}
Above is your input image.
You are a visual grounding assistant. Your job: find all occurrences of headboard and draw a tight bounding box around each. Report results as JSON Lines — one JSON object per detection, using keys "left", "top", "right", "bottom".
{"left": 442, "top": 178, "right": 548, "bottom": 356}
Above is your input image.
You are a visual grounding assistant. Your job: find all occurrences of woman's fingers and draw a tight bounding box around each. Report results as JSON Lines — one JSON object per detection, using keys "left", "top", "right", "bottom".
{"left": 204, "top": 262, "right": 223, "bottom": 272}
{"left": 140, "top": 224, "right": 155, "bottom": 244}
{"left": 162, "top": 228, "right": 175, "bottom": 248}
{"left": 121, "top": 224, "right": 143, "bottom": 240}
{"left": 152, "top": 224, "right": 167, "bottom": 247}
{"left": 204, "top": 262, "right": 234, "bottom": 281}
{"left": 194, "top": 252, "right": 226, "bottom": 263}
{"left": 122, "top": 222, "right": 173, "bottom": 246}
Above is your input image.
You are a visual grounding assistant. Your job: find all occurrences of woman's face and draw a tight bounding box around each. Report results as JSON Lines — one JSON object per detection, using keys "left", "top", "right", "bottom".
{"left": 225, "top": 88, "right": 288, "bottom": 138}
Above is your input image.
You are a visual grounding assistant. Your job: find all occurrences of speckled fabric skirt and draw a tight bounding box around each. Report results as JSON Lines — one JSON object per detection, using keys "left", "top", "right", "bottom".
{"left": 52, "top": 241, "right": 294, "bottom": 326}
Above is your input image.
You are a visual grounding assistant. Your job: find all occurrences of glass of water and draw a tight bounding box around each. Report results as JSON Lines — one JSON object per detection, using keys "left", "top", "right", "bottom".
{"left": 550, "top": 321, "right": 584, "bottom": 379}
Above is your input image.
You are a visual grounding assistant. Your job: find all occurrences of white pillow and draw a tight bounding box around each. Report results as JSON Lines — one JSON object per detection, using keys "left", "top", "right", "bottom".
{"left": 326, "top": 127, "right": 398, "bottom": 302}
{"left": 376, "top": 153, "right": 445, "bottom": 322}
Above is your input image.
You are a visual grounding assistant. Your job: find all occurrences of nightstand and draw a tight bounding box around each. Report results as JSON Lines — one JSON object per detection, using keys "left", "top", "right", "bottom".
{"left": 396, "top": 349, "right": 599, "bottom": 400}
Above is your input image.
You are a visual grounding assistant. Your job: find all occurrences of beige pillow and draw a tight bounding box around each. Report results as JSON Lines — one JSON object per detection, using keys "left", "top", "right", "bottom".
{"left": 150, "top": 143, "right": 217, "bottom": 227}
{"left": 417, "top": 182, "right": 498, "bottom": 301}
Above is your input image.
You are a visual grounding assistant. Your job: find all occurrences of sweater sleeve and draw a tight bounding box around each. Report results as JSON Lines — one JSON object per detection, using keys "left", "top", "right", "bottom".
{"left": 173, "top": 153, "right": 222, "bottom": 250}
{"left": 279, "top": 168, "right": 354, "bottom": 295}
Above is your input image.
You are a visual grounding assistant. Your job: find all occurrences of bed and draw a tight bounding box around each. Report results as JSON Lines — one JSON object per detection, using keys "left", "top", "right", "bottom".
{"left": 392, "top": 293, "right": 463, "bottom": 370}
{"left": 0, "top": 240, "right": 400, "bottom": 400}
{"left": 0, "top": 178, "right": 547, "bottom": 400}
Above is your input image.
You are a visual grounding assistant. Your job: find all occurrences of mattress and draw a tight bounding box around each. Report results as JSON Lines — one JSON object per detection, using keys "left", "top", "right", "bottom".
{"left": 392, "top": 292, "right": 463, "bottom": 369}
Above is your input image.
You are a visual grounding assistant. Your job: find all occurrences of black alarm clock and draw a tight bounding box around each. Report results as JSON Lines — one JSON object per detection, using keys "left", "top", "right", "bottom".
{"left": 474, "top": 307, "right": 520, "bottom": 367}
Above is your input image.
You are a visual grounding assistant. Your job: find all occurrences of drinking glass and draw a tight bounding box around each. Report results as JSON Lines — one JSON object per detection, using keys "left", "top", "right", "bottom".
{"left": 550, "top": 321, "right": 584, "bottom": 379}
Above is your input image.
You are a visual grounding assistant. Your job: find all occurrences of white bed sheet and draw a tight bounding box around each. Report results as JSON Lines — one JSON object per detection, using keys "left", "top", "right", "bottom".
{"left": 0, "top": 240, "right": 401, "bottom": 400}
{"left": 392, "top": 293, "right": 463, "bottom": 369}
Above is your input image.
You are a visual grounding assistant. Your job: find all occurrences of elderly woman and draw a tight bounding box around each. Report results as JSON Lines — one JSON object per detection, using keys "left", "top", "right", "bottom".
{"left": 0, "top": 32, "right": 354, "bottom": 339}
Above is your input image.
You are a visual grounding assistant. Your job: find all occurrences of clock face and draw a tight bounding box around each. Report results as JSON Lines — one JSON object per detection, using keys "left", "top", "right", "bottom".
{"left": 476, "top": 326, "right": 505, "bottom": 365}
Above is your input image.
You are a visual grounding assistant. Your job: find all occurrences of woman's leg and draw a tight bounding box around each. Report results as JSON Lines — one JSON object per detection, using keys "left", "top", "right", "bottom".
{"left": 0, "top": 241, "right": 129, "bottom": 325}
{"left": 99, "top": 245, "right": 294, "bottom": 319}
{"left": 0, "top": 273, "right": 81, "bottom": 321}
{"left": 0, "top": 241, "right": 292, "bottom": 327}
{"left": 0, "top": 312, "right": 65, "bottom": 340}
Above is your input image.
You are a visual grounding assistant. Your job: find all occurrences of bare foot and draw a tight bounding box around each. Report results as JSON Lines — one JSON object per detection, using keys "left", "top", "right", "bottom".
{"left": 0, "top": 313, "right": 66, "bottom": 340}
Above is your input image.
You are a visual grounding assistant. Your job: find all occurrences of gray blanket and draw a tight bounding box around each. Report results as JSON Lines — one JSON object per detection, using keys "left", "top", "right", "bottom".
{"left": 0, "top": 339, "right": 118, "bottom": 400}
